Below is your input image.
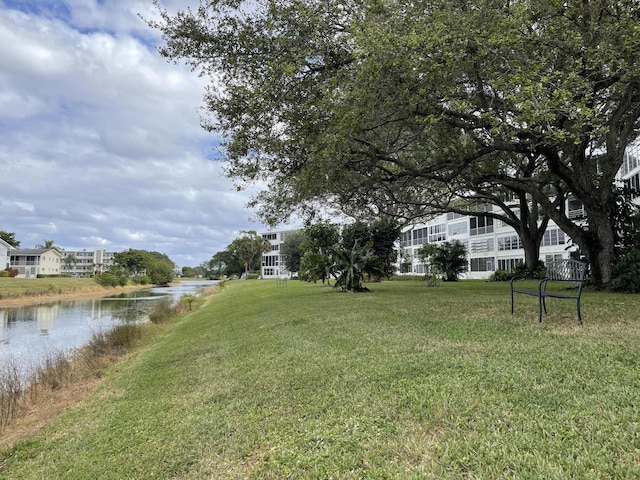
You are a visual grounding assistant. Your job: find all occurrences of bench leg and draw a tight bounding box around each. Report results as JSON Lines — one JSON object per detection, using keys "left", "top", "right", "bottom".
{"left": 577, "top": 299, "right": 583, "bottom": 325}
{"left": 538, "top": 295, "right": 544, "bottom": 323}
{"left": 511, "top": 290, "right": 514, "bottom": 315}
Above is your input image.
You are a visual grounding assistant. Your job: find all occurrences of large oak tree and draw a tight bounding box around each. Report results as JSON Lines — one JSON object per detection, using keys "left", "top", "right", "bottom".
{"left": 151, "top": 0, "right": 640, "bottom": 286}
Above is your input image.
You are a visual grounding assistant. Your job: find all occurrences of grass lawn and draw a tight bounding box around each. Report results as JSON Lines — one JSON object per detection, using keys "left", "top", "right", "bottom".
{"left": 1, "top": 280, "right": 639, "bottom": 479}
{"left": 0, "top": 277, "right": 99, "bottom": 299}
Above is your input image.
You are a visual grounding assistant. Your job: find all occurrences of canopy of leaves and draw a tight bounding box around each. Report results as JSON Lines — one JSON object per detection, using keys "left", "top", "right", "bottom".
{"left": 0, "top": 231, "right": 20, "bottom": 247}
{"left": 152, "top": 0, "right": 640, "bottom": 286}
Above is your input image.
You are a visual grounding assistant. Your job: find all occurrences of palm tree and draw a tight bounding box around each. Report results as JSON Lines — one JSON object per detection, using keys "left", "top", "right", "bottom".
{"left": 35, "top": 239, "right": 55, "bottom": 249}
{"left": 63, "top": 253, "right": 78, "bottom": 274}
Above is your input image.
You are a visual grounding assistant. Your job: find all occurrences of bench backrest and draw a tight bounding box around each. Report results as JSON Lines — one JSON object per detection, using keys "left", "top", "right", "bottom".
{"left": 546, "top": 259, "right": 587, "bottom": 283}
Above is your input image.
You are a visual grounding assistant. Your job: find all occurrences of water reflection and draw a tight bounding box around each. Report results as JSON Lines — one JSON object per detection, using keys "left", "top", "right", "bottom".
{"left": 0, "top": 280, "right": 216, "bottom": 375}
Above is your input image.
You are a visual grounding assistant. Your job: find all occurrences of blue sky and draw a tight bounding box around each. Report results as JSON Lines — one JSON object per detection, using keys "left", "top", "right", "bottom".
{"left": 0, "top": 0, "right": 281, "bottom": 268}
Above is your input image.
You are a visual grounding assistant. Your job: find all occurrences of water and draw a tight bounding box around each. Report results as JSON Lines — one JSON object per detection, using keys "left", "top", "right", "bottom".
{"left": 0, "top": 280, "right": 217, "bottom": 377}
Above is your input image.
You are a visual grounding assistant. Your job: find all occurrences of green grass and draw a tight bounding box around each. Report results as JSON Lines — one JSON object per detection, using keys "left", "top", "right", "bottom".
{"left": 0, "top": 277, "right": 100, "bottom": 299}
{"left": 1, "top": 280, "right": 639, "bottom": 479}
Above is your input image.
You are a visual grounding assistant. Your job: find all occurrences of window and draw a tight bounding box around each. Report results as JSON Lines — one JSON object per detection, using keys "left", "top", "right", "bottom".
{"left": 263, "top": 268, "right": 274, "bottom": 276}
{"left": 542, "top": 229, "right": 566, "bottom": 246}
{"left": 400, "top": 231, "right": 412, "bottom": 248}
{"left": 262, "top": 233, "right": 277, "bottom": 240}
{"left": 262, "top": 255, "right": 279, "bottom": 267}
{"left": 414, "top": 264, "right": 427, "bottom": 274}
{"left": 545, "top": 254, "right": 564, "bottom": 265}
{"left": 497, "top": 235, "right": 523, "bottom": 251}
{"left": 428, "top": 224, "right": 446, "bottom": 242}
{"left": 412, "top": 227, "right": 428, "bottom": 245}
{"left": 498, "top": 258, "right": 523, "bottom": 271}
{"left": 469, "top": 216, "right": 494, "bottom": 236}
{"left": 470, "top": 238, "right": 494, "bottom": 253}
{"left": 626, "top": 173, "right": 640, "bottom": 197}
{"left": 448, "top": 221, "right": 468, "bottom": 237}
{"left": 271, "top": 244, "right": 279, "bottom": 251}
{"left": 568, "top": 197, "right": 585, "bottom": 219}
{"left": 470, "top": 257, "right": 495, "bottom": 271}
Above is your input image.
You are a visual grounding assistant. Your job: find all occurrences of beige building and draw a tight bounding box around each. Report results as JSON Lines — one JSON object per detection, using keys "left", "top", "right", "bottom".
{"left": 9, "top": 248, "right": 64, "bottom": 278}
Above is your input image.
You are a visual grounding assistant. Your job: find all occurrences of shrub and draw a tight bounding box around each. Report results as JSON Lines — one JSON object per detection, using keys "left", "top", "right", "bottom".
{"left": 2, "top": 268, "right": 18, "bottom": 278}
{"left": 148, "top": 298, "right": 177, "bottom": 324}
{"left": 489, "top": 270, "right": 513, "bottom": 282}
{"left": 132, "top": 275, "right": 151, "bottom": 285}
{"left": 513, "top": 261, "right": 547, "bottom": 279}
{"left": 95, "top": 273, "right": 121, "bottom": 287}
{"left": 611, "top": 247, "right": 640, "bottom": 293}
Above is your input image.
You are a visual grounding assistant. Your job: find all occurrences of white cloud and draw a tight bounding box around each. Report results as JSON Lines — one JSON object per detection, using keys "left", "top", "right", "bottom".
{"left": 0, "top": 0, "right": 281, "bottom": 267}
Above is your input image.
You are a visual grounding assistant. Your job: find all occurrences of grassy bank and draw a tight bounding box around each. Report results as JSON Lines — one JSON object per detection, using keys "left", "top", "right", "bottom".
{"left": 1, "top": 280, "right": 639, "bottom": 478}
{"left": 0, "top": 277, "right": 100, "bottom": 299}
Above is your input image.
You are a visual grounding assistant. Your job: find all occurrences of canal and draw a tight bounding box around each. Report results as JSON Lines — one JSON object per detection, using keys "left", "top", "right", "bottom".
{"left": 0, "top": 280, "right": 217, "bottom": 377}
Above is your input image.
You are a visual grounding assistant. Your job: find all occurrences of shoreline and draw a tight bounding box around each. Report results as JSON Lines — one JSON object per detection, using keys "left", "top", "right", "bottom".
{"left": 0, "top": 284, "right": 152, "bottom": 309}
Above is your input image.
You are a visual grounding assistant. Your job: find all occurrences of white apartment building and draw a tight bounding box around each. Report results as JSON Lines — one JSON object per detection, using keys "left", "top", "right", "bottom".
{"left": 260, "top": 229, "right": 301, "bottom": 279}
{"left": 60, "top": 249, "right": 116, "bottom": 277}
{"left": 259, "top": 140, "right": 640, "bottom": 281}
{"left": 399, "top": 210, "right": 574, "bottom": 280}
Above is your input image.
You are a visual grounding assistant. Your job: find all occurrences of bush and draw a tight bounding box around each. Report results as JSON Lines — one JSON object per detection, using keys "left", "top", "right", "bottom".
{"left": 2, "top": 268, "right": 18, "bottom": 278}
{"left": 95, "top": 273, "right": 123, "bottom": 287}
{"left": 611, "top": 247, "right": 640, "bottom": 293}
{"left": 513, "top": 261, "right": 547, "bottom": 279}
{"left": 132, "top": 275, "right": 151, "bottom": 285}
{"left": 488, "top": 270, "right": 513, "bottom": 282}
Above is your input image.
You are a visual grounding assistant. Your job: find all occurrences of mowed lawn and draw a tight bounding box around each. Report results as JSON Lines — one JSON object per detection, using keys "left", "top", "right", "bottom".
{"left": 1, "top": 280, "right": 639, "bottom": 479}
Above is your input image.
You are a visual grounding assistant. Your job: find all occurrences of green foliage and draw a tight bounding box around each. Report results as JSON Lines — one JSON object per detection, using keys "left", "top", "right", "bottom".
{"left": 131, "top": 275, "right": 151, "bottom": 285}
{"left": 342, "top": 219, "right": 401, "bottom": 278}
{"left": 513, "top": 261, "right": 547, "bottom": 279}
{"left": 302, "top": 222, "right": 340, "bottom": 255}
{"left": 418, "top": 240, "right": 468, "bottom": 282}
{"left": 300, "top": 250, "right": 337, "bottom": 285}
{"left": 279, "top": 230, "right": 305, "bottom": 274}
{"left": 0, "top": 230, "right": 20, "bottom": 247}
{"left": 1, "top": 268, "right": 18, "bottom": 278}
{"left": 333, "top": 240, "right": 384, "bottom": 292}
{"left": 147, "top": 261, "right": 174, "bottom": 286}
{"left": 230, "top": 230, "right": 272, "bottom": 279}
{"left": 611, "top": 248, "right": 640, "bottom": 293}
{"left": 489, "top": 270, "right": 513, "bottom": 282}
{"left": 113, "top": 249, "right": 175, "bottom": 285}
{"left": 151, "top": 0, "right": 640, "bottom": 286}
{"left": 95, "top": 272, "right": 128, "bottom": 287}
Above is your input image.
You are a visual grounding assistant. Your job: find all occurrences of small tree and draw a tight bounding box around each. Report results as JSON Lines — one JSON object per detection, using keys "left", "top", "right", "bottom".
{"left": 334, "top": 241, "right": 384, "bottom": 292}
{"left": 280, "top": 231, "right": 305, "bottom": 276}
{"left": 63, "top": 253, "right": 78, "bottom": 274}
{"left": 418, "top": 241, "right": 468, "bottom": 282}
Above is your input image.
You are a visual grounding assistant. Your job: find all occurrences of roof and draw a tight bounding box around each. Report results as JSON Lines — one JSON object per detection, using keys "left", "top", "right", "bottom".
{"left": 10, "top": 248, "right": 63, "bottom": 257}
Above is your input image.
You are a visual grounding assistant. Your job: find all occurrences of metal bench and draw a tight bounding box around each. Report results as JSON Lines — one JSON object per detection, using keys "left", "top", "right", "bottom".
{"left": 510, "top": 259, "right": 587, "bottom": 324}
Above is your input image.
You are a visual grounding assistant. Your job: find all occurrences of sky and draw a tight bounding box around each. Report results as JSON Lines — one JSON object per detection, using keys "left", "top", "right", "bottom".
{"left": 0, "top": 0, "right": 287, "bottom": 268}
